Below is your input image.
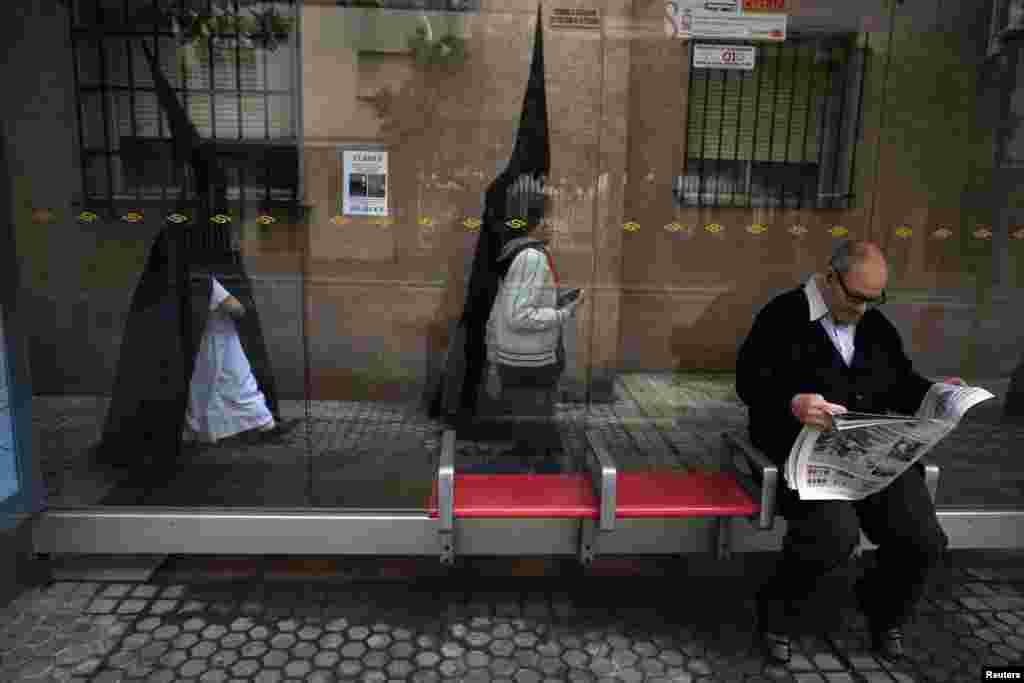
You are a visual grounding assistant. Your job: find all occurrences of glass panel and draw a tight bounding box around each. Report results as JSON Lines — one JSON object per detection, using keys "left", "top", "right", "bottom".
{"left": 0, "top": 308, "right": 17, "bottom": 504}
{"left": 24, "top": 0, "right": 309, "bottom": 508}
{"left": 12, "top": 0, "right": 1021, "bottom": 518}
{"left": 628, "top": 3, "right": 1024, "bottom": 510}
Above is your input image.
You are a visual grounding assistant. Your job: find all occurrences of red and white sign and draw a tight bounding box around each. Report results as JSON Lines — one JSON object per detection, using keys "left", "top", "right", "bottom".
{"left": 693, "top": 43, "right": 757, "bottom": 70}
{"left": 743, "top": 0, "right": 787, "bottom": 12}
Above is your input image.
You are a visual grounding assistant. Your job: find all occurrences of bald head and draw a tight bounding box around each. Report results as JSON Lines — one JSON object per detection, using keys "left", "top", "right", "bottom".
{"left": 824, "top": 240, "right": 888, "bottom": 324}
{"left": 830, "top": 240, "right": 887, "bottom": 275}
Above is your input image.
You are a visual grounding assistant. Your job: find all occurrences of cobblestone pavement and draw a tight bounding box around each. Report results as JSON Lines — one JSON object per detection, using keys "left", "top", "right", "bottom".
{"left": 1, "top": 554, "right": 1023, "bottom": 682}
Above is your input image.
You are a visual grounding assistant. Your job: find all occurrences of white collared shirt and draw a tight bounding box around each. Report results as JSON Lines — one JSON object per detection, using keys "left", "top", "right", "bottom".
{"left": 804, "top": 275, "right": 856, "bottom": 366}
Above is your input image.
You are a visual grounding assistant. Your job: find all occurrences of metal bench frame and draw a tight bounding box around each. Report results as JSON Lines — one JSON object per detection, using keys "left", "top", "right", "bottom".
{"left": 437, "top": 429, "right": 616, "bottom": 565}
{"left": 438, "top": 429, "right": 767, "bottom": 564}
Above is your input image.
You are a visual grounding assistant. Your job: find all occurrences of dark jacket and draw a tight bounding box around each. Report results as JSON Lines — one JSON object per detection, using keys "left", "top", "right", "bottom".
{"left": 736, "top": 284, "right": 933, "bottom": 466}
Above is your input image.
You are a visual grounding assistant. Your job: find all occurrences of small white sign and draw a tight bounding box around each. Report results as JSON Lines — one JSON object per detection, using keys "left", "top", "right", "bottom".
{"left": 694, "top": 43, "right": 756, "bottom": 70}
{"left": 701, "top": 0, "right": 741, "bottom": 13}
{"left": 666, "top": 0, "right": 787, "bottom": 41}
{"left": 342, "top": 150, "right": 388, "bottom": 217}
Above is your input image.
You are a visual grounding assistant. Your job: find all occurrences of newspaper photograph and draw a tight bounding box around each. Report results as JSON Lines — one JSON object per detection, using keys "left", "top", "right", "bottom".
{"left": 785, "top": 383, "right": 995, "bottom": 500}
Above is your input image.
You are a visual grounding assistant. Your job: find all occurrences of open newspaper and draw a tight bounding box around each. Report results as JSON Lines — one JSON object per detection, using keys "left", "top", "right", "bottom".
{"left": 786, "top": 383, "right": 995, "bottom": 501}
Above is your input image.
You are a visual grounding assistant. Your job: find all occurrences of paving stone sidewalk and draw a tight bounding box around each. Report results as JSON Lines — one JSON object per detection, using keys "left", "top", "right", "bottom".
{"left": 1, "top": 554, "right": 1022, "bottom": 682}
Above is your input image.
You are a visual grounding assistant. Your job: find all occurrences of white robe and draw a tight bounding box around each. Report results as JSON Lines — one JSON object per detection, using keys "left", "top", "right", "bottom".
{"left": 185, "top": 277, "right": 274, "bottom": 443}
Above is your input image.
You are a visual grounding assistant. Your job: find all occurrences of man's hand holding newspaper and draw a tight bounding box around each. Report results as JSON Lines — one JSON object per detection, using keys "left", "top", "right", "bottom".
{"left": 786, "top": 381, "right": 994, "bottom": 501}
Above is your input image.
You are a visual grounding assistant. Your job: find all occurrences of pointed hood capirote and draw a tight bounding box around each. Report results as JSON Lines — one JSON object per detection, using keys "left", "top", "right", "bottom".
{"left": 455, "top": 3, "right": 551, "bottom": 418}
{"left": 96, "top": 39, "right": 280, "bottom": 468}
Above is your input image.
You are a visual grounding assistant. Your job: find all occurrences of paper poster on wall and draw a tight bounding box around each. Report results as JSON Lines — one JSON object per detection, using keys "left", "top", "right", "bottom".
{"left": 342, "top": 150, "right": 388, "bottom": 217}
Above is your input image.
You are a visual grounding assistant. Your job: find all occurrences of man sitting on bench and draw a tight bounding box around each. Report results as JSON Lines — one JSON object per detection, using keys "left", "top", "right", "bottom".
{"left": 736, "top": 240, "right": 964, "bottom": 662}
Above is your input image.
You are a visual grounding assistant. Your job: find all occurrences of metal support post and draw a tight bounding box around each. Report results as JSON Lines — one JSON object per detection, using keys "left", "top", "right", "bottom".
{"left": 438, "top": 429, "right": 456, "bottom": 565}
{"left": 579, "top": 518, "right": 598, "bottom": 566}
{"left": 715, "top": 517, "right": 732, "bottom": 561}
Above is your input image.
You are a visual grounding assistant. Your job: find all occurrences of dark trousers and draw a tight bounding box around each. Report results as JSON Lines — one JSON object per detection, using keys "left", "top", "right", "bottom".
{"left": 758, "top": 463, "right": 948, "bottom": 633}
{"left": 496, "top": 363, "right": 563, "bottom": 463}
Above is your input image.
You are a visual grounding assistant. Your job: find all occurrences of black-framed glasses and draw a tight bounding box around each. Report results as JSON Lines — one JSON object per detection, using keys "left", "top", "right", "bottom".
{"left": 832, "top": 269, "right": 886, "bottom": 307}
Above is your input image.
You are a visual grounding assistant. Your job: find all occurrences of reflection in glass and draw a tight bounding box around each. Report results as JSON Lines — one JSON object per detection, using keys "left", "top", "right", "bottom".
{"left": 19, "top": 2, "right": 1022, "bottom": 517}
{"left": 93, "top": 10, "right": 289, "bottom": 492}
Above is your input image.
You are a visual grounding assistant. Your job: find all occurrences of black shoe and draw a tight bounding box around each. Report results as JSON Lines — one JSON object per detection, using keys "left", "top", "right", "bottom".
{"left": 854, "top": 579, "right": 906, "bottom": 659}
{"left": 256, "top": 418, "right": 300, "bottom": 442}
{"left": 756, "top": 591, "right": 792, "bottom": 663}
{"left": 760, "top": 631, "right": 792, "bottom": 663}
{"left": 870, "top": 626, "right": 905, "bottom": 659}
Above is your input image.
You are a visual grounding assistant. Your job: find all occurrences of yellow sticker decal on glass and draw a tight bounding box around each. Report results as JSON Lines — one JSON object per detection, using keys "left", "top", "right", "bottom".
{"left": 122, "top": 211, "right": 144, "bottom": 223}
{"left": 373, "top": 217, "right": 394, "bottom": 226}
{"left": 895, "top": 226, "right": 913, "bottom": 239}
{"left": 256, "top": 214, "right": 276, "bottom": 225}
{"left": 746, "top": 224, "right": 768, "bottom": 235}
{"left": 623, "top": 221, "right": 641, "bottom": 232}
{"left": 829, "top": 226, "right": 848, "bottom": 237}
{"left": 463, "top": 217, "right": 482, "bottom": 231}
{"left": 331, "top": 215, "right": 351, "bottom": 225}
{"left": 210, "top": 214, "right": 232, "bottom": 224}
{"left": 704, "top": 223, "right": 723, "bottom": 234}
{"left": 506, "top": 218, "right": 527, "bottom": 231}
{"left": 166, "top": 213, "right": 190, "bottom": 224}
{"left": 788, "top": 225, "right": 808, "bottom": 236}
{"left": 931, "top": 227, "right": 953, "bottom": 240}
{"left": 664, "top": 222, "right": 687, "bottom": 233}
{"left": 77, "top": 211, "right": 99, "bottom": 223}
{"left": 419, "top": 217, "right": 436, "bottom": 227}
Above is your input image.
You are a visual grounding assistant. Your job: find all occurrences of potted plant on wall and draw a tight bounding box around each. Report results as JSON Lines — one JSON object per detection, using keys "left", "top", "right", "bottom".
{"left": 407, "top": 15, "right": 467, "bottom": 67}
{"left": 130, "top": 1, "right": 296, "bottom": 77}
{"left": 364, "top": 13, "right": 469, "bottom": 144}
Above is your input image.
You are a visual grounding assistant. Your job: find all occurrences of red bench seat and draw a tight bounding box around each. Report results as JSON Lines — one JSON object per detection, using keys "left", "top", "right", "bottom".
{"left": 428, "top": 474, "right": 598, "bottom": 519}
{"left": 428, "top": 471, "right": 759, "bottom": 520}
{"left": 617, "top": 471, "right": 759, "bottom": 518}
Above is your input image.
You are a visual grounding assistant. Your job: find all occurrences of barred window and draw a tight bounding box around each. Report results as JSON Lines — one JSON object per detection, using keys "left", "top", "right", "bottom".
{"left": 677, "top": 35, "right": 865, "bottom": 209}
{"left": 71, "top": 0, "right": 300, "bottom": 209}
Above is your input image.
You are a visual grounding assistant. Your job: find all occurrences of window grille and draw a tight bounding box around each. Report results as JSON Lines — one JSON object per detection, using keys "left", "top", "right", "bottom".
{"left": 677, "top": 35, "right": 866, "bottom": 209}
{"left": 70, "top": 0, "right": 300, "bottom": 210}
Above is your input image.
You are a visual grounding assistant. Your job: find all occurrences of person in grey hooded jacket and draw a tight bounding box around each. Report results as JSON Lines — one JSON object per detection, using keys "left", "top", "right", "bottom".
{"left": 485, "top": 175, "right": 583, "bottom": 471}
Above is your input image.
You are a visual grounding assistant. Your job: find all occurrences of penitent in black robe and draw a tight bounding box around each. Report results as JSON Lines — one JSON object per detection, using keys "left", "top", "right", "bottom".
{"left": 95, "top": 224, "right": 280, "bottom": 470}
{"left": 95, "top": 34, "right": 281, "bottom": 469}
